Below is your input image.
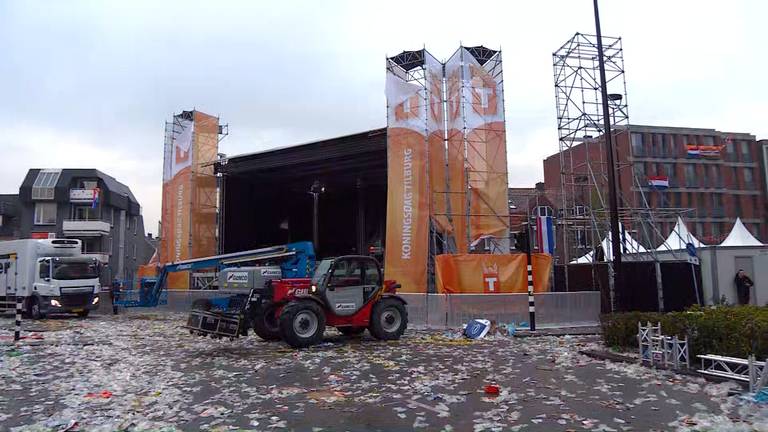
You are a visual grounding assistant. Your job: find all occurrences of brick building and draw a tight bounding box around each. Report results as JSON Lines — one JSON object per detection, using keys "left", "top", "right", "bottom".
{"left": 543, "top": 125, "right": 767, "bottom": 246}
{"left": 508, "top": 184, "right": 560, "bottom": 252}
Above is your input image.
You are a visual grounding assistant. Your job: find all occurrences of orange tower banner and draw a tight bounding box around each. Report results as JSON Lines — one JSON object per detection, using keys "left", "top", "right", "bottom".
{"left": 384, "top": 51, "right": 442, "bottom": 293}
{"left": 434, "top": 254, "right": 552, "bottom": 294}
{"left": 159, "top": 110, "right": 220, "bottom": 289}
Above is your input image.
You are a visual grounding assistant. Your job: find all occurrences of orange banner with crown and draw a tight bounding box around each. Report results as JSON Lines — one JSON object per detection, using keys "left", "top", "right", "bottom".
{"left": 434, "top": 254, "right": 552, "bottom": 294}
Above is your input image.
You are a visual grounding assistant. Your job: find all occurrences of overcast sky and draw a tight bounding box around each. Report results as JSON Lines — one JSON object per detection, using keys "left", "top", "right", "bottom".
{"left": 1, "top": 0, "right": 766, "bottom": 234}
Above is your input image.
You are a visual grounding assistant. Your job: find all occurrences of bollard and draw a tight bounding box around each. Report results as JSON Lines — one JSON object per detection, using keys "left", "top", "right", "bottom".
{"left": 14, "top": 295, "right": 22, "bottom": 342}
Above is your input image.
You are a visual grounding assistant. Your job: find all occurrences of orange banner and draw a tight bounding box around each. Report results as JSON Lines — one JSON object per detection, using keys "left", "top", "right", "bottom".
{"left": 159, "top": 110, "right": 220, "bottom": 289}
{"left": 384, "top": 128, "right": 429, "bottom": 293}
{"left": 467, "top": 121, "right": 509, "bottom": 239}
{"left": 435, "top": 253, "right": 552, "bottom": 294}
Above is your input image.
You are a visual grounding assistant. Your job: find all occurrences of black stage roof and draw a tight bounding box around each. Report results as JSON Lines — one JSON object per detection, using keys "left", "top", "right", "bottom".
{"left": 215, "top": 128, "right": 387, "bottom": 187}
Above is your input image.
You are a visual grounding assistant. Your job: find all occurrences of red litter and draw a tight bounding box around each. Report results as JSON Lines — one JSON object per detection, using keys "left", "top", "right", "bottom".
{"left": 85, "top": 390, "right": 113, "bottom": 399}
{"left": 484, "top": 384, "right": 500, "bottom": 395}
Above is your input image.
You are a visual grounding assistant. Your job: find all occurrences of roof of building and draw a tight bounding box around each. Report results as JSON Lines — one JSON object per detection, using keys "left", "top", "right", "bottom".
{"left": 18, "top": 169, "right": 141, "bottom": 215}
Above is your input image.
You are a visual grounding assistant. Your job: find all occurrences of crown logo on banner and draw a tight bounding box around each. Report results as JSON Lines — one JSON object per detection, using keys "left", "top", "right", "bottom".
{"left": 482, "top": 261, "right": 498, "bottom": 275}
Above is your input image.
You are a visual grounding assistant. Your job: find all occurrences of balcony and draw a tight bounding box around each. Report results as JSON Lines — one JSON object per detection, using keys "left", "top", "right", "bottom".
{"left": 62, "top": 220, "right": 111, "bottom": 236}
{"left": 69, "top": 188, "right": 98, "bottom": 203}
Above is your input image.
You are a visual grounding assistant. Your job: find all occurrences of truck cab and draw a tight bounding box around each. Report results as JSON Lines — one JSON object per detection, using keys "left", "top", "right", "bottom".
{"left": 0, "top": 239, "right": 102, "bottom": 319}
{"left": 33, "top": 255, "right": 101, "bottom": 318}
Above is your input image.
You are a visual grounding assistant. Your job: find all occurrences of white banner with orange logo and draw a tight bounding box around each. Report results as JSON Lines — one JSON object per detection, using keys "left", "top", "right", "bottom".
{"left": 444, "top": 50, "right": 468, "bottom": 253}
{"left": 435, "top": 253, "right": 552, "bottom": 294}
{"left": 384, "top": 54, "right": 431, "bottom": 293}
{"left": 461, "top": 47, "right": 510, "bottom": 246}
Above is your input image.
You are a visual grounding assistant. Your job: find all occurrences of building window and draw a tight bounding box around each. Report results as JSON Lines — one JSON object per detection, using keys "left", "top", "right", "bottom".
{"left": 81, "top": 237, "right": 100, "bottom": 253}
{"left": 652, "top": 134, "right": 663, "bottom": 157}
{"left": 133, "top": 216, "right": 138, "bottom": 235}
{"left": 78, "top": 179, "right": 98, "bottom": 189}
{"left": 684, "top": 164, "right": 697, "bottom": 187}
{"left": 740, "top": 141, "right": 752, "bottom": 162}
{"left": 133, "top": 244, "right": 137, "bottom": 260}
{"left": 709, "top": 165, "right": 722, "bottom": 188}
{"left": 631, "top": 133, "right": 645, "bottom": 157}
{"left": 34, "top": 202, "right": 57, "bottom": 225}
{"left": 533, "top": 206, "right": 554, "bottom": 217}
{"left": 73, "top": 205, "right": 98, "bottom": 221}
{"left": 744, "top": 168, "right": 754, "bottom": 189}
{"left": 702, "top": 136, "right": 714, "bottom": 145}
{"left": 666, "top": 135, "right": 677, "bottom": 158}
{"left": 733, "top": 196, "right": 742, "bottom": 217}
{"left": 711, "top": 222, "right": 720, "bottom": 238}
{"left": 670, "top": 192, "right": 679, "bottom": 207}
{"left": 725, "top": 141, "right": 736, "bottom": 161}
{"left": 634, "top": 162, "right": 646, "bottom": 181}
{"left": 696, "top": 222, "right": 705, "bottom": 237}
{"left": 31, "top": 169, "right": 62, "bottom": 200}
{"left": 663, "top": 163, "right": 675, "bottom": 185}
{"left": 691, "top": 193, "right": 701, "bottom": 216}
{"left": 712, "top": 194, "right": 724, "bottom": 217}
{"left": 110, "top": 208, "right": 115, "bottom": 226}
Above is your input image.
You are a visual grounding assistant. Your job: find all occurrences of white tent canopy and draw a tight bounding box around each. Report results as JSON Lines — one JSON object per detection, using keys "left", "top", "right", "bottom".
{"left": 572, "top": 223, "right": 648, "bottom": 263}
{"left": 720, "top": 218, "right": 763, "bottom": 247}
{"left": 656, "top": 217, "right": 703, "bottom": 251}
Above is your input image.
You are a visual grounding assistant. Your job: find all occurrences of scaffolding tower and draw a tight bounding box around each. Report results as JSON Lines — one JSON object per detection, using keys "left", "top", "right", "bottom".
{"left": 553, "top": 33, "right": 694, "bottom": 307}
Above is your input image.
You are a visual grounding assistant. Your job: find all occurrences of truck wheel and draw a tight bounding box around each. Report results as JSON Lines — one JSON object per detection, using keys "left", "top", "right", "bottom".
{"left": 28, "top": 297, "right": 45, "bottom": 320}
{"left": 338, "top": 326, "right": 365, "bottom": 336}
{"left": 76, "top": 310, "right": 90, "bottom": 318}
{"left": 369, "top": 298, "right": 407, "bottom": 340}
{"left": 279, "top": 301, "right": 326, "bottom": 348}
{"left": 191, "top": 299, "right": 212, "bottom": 311}
{"left": 253, "top": 302, "right": 281, "bottom": 341}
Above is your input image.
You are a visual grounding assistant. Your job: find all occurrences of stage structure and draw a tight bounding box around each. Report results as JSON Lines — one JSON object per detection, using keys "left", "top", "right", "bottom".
{"left": 553, "top": 33, "right": 693, "bottom": 308}
{"left": 385, "top": 46, "right": 512, "bottom": 293}
{"left": 159, "top": 110, "right": 228, "bottom": 289}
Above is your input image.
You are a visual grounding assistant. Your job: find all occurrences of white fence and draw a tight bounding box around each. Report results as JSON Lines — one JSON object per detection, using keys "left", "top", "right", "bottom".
{"left": 105, "top": 290, "right": 601, "bottom": 329}
{"left": 400, "top": 292, "right": 601, "bottom": 328}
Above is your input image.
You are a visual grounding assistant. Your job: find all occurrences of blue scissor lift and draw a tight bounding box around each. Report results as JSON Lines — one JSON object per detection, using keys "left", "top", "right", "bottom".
{"left": 114, "top": 241, "right": 316, "bottom": 310}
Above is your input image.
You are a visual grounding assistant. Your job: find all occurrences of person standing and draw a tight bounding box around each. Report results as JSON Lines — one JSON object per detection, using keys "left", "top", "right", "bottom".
{"left": 734, "top": 269, "right": 753, "bottom": 305}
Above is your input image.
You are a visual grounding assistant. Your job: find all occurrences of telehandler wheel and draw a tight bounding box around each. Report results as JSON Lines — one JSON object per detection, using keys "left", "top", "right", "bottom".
{"left": 369, "top": 298, "right": 407, "bottom": 341}
{"left": 338, "top": 326, "right": 366, "bottom": 337}
{"left": 252, "top": 302, "right": 281, "bottom": 341}
{"left": 279, "top": 301, "right": 326, "bottom": 348}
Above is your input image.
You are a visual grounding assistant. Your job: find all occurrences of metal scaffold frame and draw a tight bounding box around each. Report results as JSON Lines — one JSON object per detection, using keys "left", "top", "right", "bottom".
{"left": 553, "top": 33, "right": 695, "bottom": 305}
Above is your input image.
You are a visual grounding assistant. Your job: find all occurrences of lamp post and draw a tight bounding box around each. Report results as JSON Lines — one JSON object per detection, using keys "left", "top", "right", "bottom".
{"left": 310, "top": 180, "right": 325, "bottom": 253}
{"left": 593, "top": 0, "right": 623, "bottom": 297}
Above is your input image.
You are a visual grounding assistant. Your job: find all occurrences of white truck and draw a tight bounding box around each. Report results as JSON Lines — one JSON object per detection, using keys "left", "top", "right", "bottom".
{"left": 0, "top": 239, "right": 101, "bottom": 318}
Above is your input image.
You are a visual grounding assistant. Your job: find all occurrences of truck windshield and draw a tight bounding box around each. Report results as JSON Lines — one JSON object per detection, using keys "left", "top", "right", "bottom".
{"left": 311, "top": 259, "right": 333, "bottom": 285}
{"left": 52, "top": 261, "right": 99, "bottom": 280}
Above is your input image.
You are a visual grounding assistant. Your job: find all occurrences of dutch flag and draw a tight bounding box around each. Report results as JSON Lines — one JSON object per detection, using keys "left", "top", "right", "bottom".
{"left": 536, "top": 216, "right": 555, "bottom": 255}
{"left": 91, "top": 187, "right": 100, "bottom": 209}
{"left": 648, "top": 176, "right": 669, "bottom": 189}
{"left": 686, "top": 145, "right": 700, "bottom": 158}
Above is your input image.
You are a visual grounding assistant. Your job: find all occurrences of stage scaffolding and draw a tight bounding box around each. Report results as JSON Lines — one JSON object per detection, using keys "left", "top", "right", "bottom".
{"left": 553, "top": 33, "right": 694, "bottom": 307}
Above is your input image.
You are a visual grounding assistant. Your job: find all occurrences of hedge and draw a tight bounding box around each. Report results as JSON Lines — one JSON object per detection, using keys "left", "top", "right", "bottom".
{"left": 601, "top": 305, "right": 768, "bottom": 360}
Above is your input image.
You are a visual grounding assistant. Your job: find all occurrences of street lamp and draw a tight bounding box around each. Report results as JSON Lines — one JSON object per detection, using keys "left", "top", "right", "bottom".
{"left": 309, "top": 180, "right": 325, "bottom": 253}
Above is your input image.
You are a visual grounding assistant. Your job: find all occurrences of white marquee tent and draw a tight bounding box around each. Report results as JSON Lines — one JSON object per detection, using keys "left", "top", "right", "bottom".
{"left": 572, "top": 223, "right": 648, "bottom": 263}
{"left": 656, "top": 217, "right": 703, "bottom": 251}
{"left": 719, "top": 217, "right": 763, "bottom": 247}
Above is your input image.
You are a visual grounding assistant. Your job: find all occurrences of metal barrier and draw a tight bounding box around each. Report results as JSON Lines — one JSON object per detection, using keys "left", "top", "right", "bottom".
{"left": 400, "top": 291, "right": 600, "bottom": 329}
{"left": 112, "top": 290, "right": 600, "bottom": 329}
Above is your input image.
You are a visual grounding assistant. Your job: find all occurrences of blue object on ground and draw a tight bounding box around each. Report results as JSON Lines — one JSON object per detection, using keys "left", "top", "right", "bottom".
{"left": 464, "top": 319, "right": 491, "bottom": 339}
{"left": 755, "top": 388, "right": 768, "bottom": 404}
